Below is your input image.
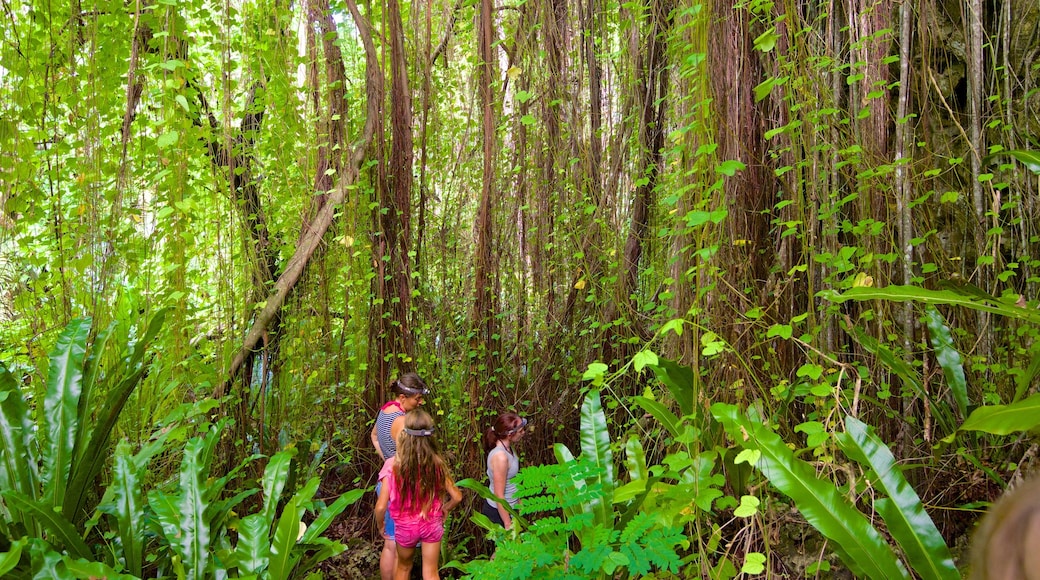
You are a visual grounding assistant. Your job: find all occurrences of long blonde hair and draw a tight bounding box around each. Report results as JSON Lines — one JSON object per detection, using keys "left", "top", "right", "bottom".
{"left": 394, "top": 409, "right": 451, "bottom": 517}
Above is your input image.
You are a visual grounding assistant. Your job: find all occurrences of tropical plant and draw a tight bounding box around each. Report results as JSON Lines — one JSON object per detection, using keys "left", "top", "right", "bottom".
{"left": 144, "top": 421, "right": 364, "bottom": 580}
{"left": 711, "top": 403, "right": 958, "bottom": 580}
{"left": 457, "top": 390, "right": 687, "bottom": 579}
{"left": 0, "top": 312, "right": 167, "bottom": 553}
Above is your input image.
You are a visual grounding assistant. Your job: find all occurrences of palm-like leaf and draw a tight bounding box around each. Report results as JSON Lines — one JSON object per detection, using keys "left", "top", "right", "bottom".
{"left": 41, "top": 317, "right": 91, "bottom": 508}
{"left": 711, "top": 403, "right": 909, "bottom": 580}
{"left": 836, "top": 417, "right": 958, "bottom": 580}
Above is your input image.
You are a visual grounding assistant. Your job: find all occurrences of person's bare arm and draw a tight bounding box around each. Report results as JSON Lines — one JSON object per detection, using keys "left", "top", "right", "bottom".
{"left": 490, "top": 451, "right": 512, "bottom": 528}
{"left": 371, "top": 425, "right": 384, "bottom": 457}
{"left": 374, "top": 479, "right": 391, "bottom": 539}
{"left": 443, "top": 477, "right": 463, "bottom": 513}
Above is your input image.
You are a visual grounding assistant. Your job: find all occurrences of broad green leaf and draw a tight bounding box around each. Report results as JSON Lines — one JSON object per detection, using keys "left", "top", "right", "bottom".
{"left": 110, "top": 441, "right": 144, "bottom": 578}
{"left": 849, "top": 326, "right": 954, "bottom": 434}
{"left": 734, "top": 495, "right": 759, "bottom": 517}
{"left": 28, "top": 537, "right": 65, "bottom": 579}
{"left": 456, "top": 479, "right": 525, "bottom": 528}
{"left": 260, "top": 450, "right": 296, "bottom": 531}
{"left": 624, "top": 436, "right": 648, "bottom": 483}
{"left": 824, "top": 285, "right": 1040, "bottom": 325}
{"left": 299, "top": 488, "right": 365, "bottom": 543}
{"left": 66, "top": 309, "right": 169, "bottom": 524}
{"left": 648, "top": 358, "right": 695, "bottom": 416}
{"left": 269, "top": 478, "right": 320, "bottom": 580}
{"left": 632, "top": 396, "right": 682, "bottom": 438}
{"left": 0, "top": 364, "right": 38, "bottom": 501}
{"left": 0, "top": 537, "right": 26, "bottom": 576}
{"left": 1012, "top": 346, "right": 1040, "bottom": 403}
{"left": 179, "top": 437, "right": 211, "bottom": 580}
{"left": 42, "top": 317, "right": 91, "bottom": 508}
{"left": 924, "top": 307, "right": 968, "bottom": 418}
{"left": 62, "top": 556, "right": 140, "bottom": 579}
{"left": 1, "top": 491, "right": 91, "bottom": 560}
{"left": 960, "top": 392, "right": 1040, "bottom": 435}
{"left": 235, "top": 514, "right": 270, "bottom": 575}
{"left": 837, "top": 417, "right": 958, "bottom": 580}
{"left": 711, "top": 403, "right": 909, "bottom": 580}
{"left": 982, "top": 149, "right": 1040, "bottom": 174}
{"left": 580, "top": 391, "right": 614, "bottom": 502}
{"left": 632, "top": 350, "right": 658, "bottom": 372}
{"left": 293, "top": 536, "right": 348, "bottom": 575}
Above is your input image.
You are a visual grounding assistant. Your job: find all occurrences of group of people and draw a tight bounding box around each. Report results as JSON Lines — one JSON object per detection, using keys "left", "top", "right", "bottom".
{"left": 369, "top": 373, "right": 527, "bottom": 580}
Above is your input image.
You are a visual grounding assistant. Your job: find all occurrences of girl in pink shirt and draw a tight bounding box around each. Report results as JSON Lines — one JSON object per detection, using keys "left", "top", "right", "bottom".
{"left": 375, "top": 410, "right": 462, "bottom": 580}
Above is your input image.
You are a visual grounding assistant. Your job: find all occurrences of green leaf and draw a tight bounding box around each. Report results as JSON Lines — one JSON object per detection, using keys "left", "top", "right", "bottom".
{"left": 42, "top": 318, "right": 91, "bottom": 509}
{"left": 734, "top": 495, "right": 759, "bottom": 517}
{"left": 235, "top": 514, "right": 270, "bottom": 575}
{"left": 632, "top": 350, "right": 658, "bottom": 372}
{"left": 269, "top": 478, "right": 320, "bottom": 580}
{"left": 742, "top": 552, "right": 766, "bottom": 574}
{"left": 624, "top": 436, "right": 648, "bottom": 483}
{"left": 981, "top": 149, "right": 1040, "bottom": 174}
{"left": 647, "top": 358, "right": 695, "bottom": 416}
{"left": 456, "top": 479, "right": 525, "bottom": 528}
{"left": 1, "top": 491, "right": 92, "bottom": 560}
{"left": 0, "top": 365, "right": 38, "bottom": 502}
{"left": 633, "top": 396, "right": 681, "bottom": 439}
{"left": 580, "top": 391, "right": 614, "bottom": 527}
{"left": 582, "top": 362, "right": 609, "bottom": 385}
{"left": 299, "top": 488, "right": 365, "bottom": 543}
{"left": 109, "top": 441, "right": 144, "bottom": 577}
{"left": 66, "top": 309, "right": 169, "bottom": 524}
{"left": 260, "top": 449, "right": 295, "bottom": 532}
{"left": 924, "top": 307, "right": 968, "bottom": 418}
{"left": 63, "top": 556, "right": 140, "bottom": 579}
{"left": 0, "top": 537, "right": 26, "bottom": 576}
{"left": 715, "top": 160, "right": 746, "bottom": 176}
{"left": 960, "top": 392, "right": 1040, "bottom": 435}
{"left": 753, "top": 27, "right": 779, "bottom": 52}
{"left": 157, "top": 130, "right": 180, "bottom": 148}
{"left": 848, "top": 326, "right": 954, "bottom": 434}
{"left": 836, "top": 417, "right": 958, "bottom": 580}
{"left": 179, "top": 437, "right": 211, "bottom": 580}
{"left": 711, "top": 403, "right": 909, "bottom": 580}
{"left": 823, "top": 285, "right": 1040, "bottom": 325}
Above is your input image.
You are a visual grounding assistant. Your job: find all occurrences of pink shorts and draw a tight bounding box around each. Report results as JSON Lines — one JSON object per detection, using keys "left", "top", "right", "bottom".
{"left": 393, "top": 516, "right": 445, "bottom": 548}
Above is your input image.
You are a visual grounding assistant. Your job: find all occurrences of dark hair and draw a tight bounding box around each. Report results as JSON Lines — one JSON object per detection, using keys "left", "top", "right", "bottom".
{"left": 394, "top": 409, "right": 450, "bottom": 517}
{"left": 390, "top": 372, "right": 429, "bottom": 398}
{"left": 484, "top": 412, "right": 525, "bottom": 451}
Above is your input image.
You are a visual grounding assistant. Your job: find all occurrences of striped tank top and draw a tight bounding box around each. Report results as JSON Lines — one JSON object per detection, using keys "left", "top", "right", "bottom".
{"left": 376, "top": 401, "right": 405, "bottom": 459}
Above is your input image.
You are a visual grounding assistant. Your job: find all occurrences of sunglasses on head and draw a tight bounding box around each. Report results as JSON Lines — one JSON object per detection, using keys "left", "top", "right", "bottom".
{"left": 504, "top": 417, "right": 528, "bottom": 436}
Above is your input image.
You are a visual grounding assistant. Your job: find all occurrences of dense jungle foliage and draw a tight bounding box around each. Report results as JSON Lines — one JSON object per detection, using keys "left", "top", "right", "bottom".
{"left": 1, "top": 0, "right": 1040, "bottom": 576}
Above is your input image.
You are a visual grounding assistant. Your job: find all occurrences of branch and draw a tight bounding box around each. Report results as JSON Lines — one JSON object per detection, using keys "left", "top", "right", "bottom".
{"left": 215, "top": 0, "right": 382, "bottom": 397}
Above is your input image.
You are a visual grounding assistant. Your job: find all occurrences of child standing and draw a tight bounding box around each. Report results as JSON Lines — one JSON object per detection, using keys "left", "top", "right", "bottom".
{"left": 375, "top": 409, "right": 462, "bottom": 580}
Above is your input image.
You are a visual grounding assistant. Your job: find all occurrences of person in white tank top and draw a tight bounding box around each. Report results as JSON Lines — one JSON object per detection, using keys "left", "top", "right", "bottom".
{"left": 482, "top": 413, "right": 528, "bottom": 528}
